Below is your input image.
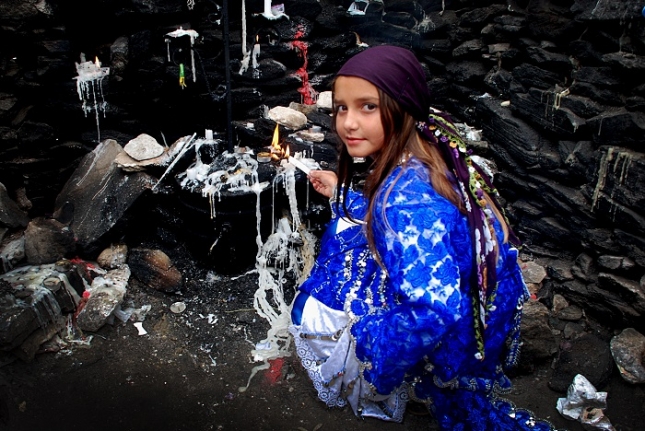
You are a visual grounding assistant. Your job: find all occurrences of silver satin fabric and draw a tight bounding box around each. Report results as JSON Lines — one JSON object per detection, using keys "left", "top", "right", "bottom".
{"left": 289, "top": 295, "right": 408, "bottom": 422}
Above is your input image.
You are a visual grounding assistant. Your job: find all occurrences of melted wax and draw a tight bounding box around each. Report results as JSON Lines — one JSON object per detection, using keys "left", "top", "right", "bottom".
{"left": 74, "top": 54, "right": 110, "bottom": 142}
{"left": 174, "top": 141, "right": 318, "bottom": 391}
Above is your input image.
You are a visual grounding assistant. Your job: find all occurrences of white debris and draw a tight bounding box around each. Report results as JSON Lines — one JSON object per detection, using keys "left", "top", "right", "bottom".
{"left": 133, "top": 321, "right": 147, "bottom": 335}
{"left": 316, "top": 91, "right": 332, "bottom": 111}
{"left": 556, "top": 374, "right": 615, "bottom": 430}
{"left": 170, "top": 302, "right": 187, "bottom": 314}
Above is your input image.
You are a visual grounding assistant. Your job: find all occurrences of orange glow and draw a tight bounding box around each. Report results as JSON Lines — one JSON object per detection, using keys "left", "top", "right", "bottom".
{"left": 270, "top": 123, "right": 288, "bottom": 160}
{"left": 271, "top": 123, "right": 281, "bottom": 151}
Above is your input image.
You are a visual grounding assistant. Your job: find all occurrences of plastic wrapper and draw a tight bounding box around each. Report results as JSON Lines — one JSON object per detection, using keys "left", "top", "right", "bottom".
{"left": 556, "top": 374, "right": 615, "bottom": 431}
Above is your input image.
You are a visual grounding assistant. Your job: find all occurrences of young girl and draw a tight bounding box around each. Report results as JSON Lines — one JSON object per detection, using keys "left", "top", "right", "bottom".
{"left": 289, "top": 45, "right": 559, "bottom": 430}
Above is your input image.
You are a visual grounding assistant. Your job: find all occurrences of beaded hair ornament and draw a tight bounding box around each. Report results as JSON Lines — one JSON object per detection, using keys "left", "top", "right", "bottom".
{"left": 416, "top": 112, "right": 520, "bottom": 359}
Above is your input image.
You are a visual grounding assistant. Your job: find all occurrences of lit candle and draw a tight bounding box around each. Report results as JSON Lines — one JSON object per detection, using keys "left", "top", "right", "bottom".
{"left": 287, "top": 155, "right": 310, "bottom": 174}
{"left": 252, "top": 37, "right": 260, "bottom": 69}
{"left": 94, "top": 56, "right": 101, "bottom": 68}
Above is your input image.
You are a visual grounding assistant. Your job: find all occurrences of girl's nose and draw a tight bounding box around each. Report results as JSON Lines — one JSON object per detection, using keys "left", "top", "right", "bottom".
{"left": 342, "top": 109, "right": 358, "bottom": 130}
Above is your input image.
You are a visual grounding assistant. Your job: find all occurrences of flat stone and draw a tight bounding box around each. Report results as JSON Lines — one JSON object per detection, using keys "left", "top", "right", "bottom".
{"left": 124, "top": 133, "right": 165, "bottom": 161}
{"left": 97, "top": 244, "right": 128, "bottom": 269}
{"left": 127, "top": 248, "right": 182, "bottom": 293}
{"left": 268, "top": 106, "right": 308, "bottom": 130}
{"left": 522, "top": 260, "right": 548, "bottom": 284}
{"left": 556, "top": 304, "right": 583, "bottom": 321}
{"left": 610, "top": 328, "right": 645, "bottom": 384}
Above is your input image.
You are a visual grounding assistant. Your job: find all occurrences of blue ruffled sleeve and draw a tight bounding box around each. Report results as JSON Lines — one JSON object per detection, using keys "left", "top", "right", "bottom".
{"left": 351, "top": 161, "right": 469, "bottom": 394}
{"left": 298, "top": 187, "right": 371, "bottom": 310}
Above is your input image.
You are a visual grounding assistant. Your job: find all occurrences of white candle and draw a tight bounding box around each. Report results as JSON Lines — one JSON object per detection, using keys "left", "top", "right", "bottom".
{"left": 205, "top": 129, "right": 213, "bottom": 140}
{"left": 288, "top": 156, "right": 310, "bottom": 174}
{"left": 252, "top": 43, "right": 260, "bottom": 69}
{"left": 264, "top": 0, "right": 272, "bottom": 17}
{"left": 241, "top": 0, "right": 247, "bottom": 56}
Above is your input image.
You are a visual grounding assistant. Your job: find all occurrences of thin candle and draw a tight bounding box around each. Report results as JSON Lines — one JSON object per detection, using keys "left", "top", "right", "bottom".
{"left": 252, "top": 36, "right": 260, "bottom": 69}
{"left": 287, "top": 154, "right": 310, "bottom": 174}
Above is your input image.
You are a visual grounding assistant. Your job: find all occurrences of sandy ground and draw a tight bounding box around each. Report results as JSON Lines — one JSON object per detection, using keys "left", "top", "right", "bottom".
{"left": 1, "top": 261, "right": 644, "bottom": 431}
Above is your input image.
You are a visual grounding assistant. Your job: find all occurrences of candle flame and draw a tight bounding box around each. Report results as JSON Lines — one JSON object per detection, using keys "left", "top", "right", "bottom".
{"left": 271, "top": 123, "right": 282, "bottom": 153}
{"left": 94, "top": 56, "right": 100, "bottom": 68}
{"left": 269, "top": 123, "right": 294, "bottom": 162}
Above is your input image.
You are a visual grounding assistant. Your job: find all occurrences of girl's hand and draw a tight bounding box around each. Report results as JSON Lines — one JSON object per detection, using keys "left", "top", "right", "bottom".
{"left": 308, "top": 170, "right": 338, "bottom": 198}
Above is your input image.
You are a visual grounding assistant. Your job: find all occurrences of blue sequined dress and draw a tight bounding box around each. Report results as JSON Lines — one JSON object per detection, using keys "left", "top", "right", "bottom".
{"left": 289, "top": 158, "right": 559, "bottom": 430}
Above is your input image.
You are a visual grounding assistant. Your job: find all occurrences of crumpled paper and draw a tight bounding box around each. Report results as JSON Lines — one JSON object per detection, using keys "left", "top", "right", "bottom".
{"left": 556, "top": 374, "right": 615, "bottom": 430}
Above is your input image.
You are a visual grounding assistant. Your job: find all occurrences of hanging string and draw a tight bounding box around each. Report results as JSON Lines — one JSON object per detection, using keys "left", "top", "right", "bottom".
{"left": 179, "top": 63, "right": 187, "bottom": 89}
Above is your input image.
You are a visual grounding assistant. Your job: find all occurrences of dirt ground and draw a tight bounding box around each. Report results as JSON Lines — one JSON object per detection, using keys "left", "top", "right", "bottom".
{"left": 1, "top": 258, "right": 644, "bottom": 431}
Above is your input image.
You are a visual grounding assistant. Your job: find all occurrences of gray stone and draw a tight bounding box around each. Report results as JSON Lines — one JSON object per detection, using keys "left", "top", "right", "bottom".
{"left": 53, "top": 139, "right": 156, "bottom": 253}
{"left": 588, "top": 112, "right": 645, "bottom": 148}
{"left": 0, "top": 232, "right": 25, "bottom": 271}
{"left": 316, "top": 91, "right": 332, "bottom": 111}
{"left": 571, "top": 253, "right": 597, "bottom": 282}
{"left": 0, "top": 183, "right": 29, "bottom": 229}
{"left": 110, "top": 36, "right": 129, "bottom": 82}
{"left": 11, "top": 317, "right": 63, "bottom": 363}
{"left": 519, "top": 300, "right": 558, "bottom": 371}
{"left": 573, "top": 0, "right": 643, "bottom": 21}
{"left": 476, "top": 96, "right": 555, "bottom": 168}
{"left": 124, "top": 133, "right": 165, "bottom": 161}
{"left": 563, "top": 322, "right": 586, "bottom": 340}
{"left": 597, "top": 272, "right": 645, "bottom": 315}
{"left": 552, "top": 294, "right": 569, "bottom": 313}
{"left": 521, "top": 260, "right": 547, "bottom": 284}
{"left": 547, "top": 260, "right": 574, "bottom": 282}
{"left": 549, "top": 333, "right": 614, "bottom": 392}
{"left": 597, "top": 255, "right": 635, "bottom": 271}
{"left": 512, "top": 90, "right": 586, "bottom": 138}
{"left": 556, "top": 304, "right": 584, "bottom": 322}
{"left": 511, "top": 63, "right": 562, "bottom": 90}
{"left": 0, "top": 264, "right": 80, "bottom": 353}
{"left": 452, "top": 39, "right": 485, "bottom": 58}
{"left": 0, "top": 0, "right": 45, "bottom": 20}
{"left": 610, "top": 328, "right": 645, "bottom": 384}
{"left": 572, "top": 66, "right": 621, "bottom": 87}
{"left": 76, "top": 266, "right": 130, "bottom": 333}
{"left": 268, "top": 106, "right": 308, "bottom": 130}
{"left": 0, "top": 94, "right": 18, "bottom": 124}
{"left": 24, "top": 218, "right": 76, "bottom": 265}
{"left": 97, "top": 244, "right": 128, "bottom": 270}
{"left": 128, "top": 248, "right": 182, "bottom": 293}
{"left": 445, "top": 60, "right": 489, "bottom": 85}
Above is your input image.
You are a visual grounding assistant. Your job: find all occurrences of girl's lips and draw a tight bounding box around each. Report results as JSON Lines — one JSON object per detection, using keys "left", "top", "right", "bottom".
{"left": 345, "top": 137, "right": 363, "bottom": 145}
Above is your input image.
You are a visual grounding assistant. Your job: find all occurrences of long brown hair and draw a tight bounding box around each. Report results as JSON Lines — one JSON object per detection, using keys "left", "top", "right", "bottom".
{"left": 333, "top": 87, "right": 509, "bottom": 264}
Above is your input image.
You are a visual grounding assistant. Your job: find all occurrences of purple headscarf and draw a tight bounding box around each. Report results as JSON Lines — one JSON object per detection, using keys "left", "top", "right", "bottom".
{"left": 336, "top": 45, "right": 430, "bottom": 121}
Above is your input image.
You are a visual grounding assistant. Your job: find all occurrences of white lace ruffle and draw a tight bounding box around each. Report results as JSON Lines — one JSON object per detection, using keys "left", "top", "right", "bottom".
{"left": 289, "top": 295, "right": 408, "bottom": 422}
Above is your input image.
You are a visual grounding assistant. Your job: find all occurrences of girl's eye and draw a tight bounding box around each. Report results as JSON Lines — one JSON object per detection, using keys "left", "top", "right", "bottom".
{"left": 364, "top": 103, "right": 377, "bottom": 111}
{"left": 335, "top": 105, "right": 347, "bottom": 113}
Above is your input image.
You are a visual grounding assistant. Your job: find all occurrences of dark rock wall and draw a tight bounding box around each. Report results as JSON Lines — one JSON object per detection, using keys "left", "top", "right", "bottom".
{"left": 1, "top": 0, "right": 645, "bottom": 330}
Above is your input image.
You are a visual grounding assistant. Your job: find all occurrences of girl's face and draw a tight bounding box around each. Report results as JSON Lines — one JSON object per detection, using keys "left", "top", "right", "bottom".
{"left": 333, "top": 76, "right": 385, "bottom": 159}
